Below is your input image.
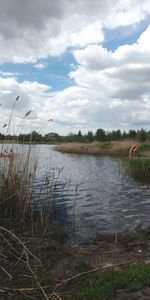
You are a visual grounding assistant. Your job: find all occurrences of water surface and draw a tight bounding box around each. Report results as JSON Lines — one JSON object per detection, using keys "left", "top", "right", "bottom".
{"left": 6, "top": 144, "right": 150, "bottom": 242}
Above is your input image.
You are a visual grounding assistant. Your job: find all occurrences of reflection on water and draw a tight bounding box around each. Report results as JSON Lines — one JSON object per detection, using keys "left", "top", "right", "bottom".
{"left": 4, "top": 144, "right": 150, "bottom": 242}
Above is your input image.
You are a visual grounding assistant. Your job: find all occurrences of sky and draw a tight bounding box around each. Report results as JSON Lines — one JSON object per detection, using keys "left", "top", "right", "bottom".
{"left": 0, "top": 0, "right": 150, "bottom": 135}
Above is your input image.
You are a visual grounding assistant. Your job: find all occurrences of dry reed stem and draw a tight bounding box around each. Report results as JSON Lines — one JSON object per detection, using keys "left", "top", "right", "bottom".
{"left": 0, "top": 232, "right": 23, "bottom": 259}
{"left": 0, "top": 228, "right": 49, "bottom": 299}
{"left": 0, "top": 266, "right": 13, "bottom": 279}
{"left": 25, "top": 252, "right": 49, "bottom": 300}
{"left": 0, "top": 226, "right": 40, "bottom": 262}
{"left": 52, "top": 292, "right": 63, "bottom": 300}
{"left": 0, "top": 252, "right": 7, "bottom": 258}
{"left": 0, "top": 193, "right": 17, "bottom": 206}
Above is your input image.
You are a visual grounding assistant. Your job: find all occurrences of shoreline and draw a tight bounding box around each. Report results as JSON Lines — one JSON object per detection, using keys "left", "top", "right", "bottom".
{"left": 55, "top": 141, "right": 150, "bottom": 157}
{"left": 49, "top": 227, "right": 150, "bottom": 299}
{"left": 1, "top": 224, "right": 150, "bottom": 299}
{"left": 55, "top": 141, "right": 134, "bottom": 156}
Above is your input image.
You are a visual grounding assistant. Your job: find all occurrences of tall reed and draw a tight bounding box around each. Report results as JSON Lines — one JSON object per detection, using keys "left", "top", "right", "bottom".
{"left": 0, "top": 97, "right": 69, "bottom": 299}
{"left": 0, "top": 97, "right": 56, "bottom": 232}
{"left": 124, "top": 157, "right": 150, "bottom": 185}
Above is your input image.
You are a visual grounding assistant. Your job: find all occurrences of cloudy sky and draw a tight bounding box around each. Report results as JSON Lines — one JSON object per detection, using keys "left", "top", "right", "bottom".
{"left": 0, "top": 0, "right": 150, "bottom": 135}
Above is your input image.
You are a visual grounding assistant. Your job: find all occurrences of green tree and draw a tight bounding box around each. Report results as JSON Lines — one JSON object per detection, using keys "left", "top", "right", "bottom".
{"left": 87, "top": 131, "right": 94, "bottom": 142}
{"left": 128, "top": 130, "right": 137, "bottom": 139}
{"left": 77, "top": 130, "right": 82, "bottom": 142}
{"left": 31, "top": 131, "right": 42, "bottom": 142}
{"left": 137, "top": 129, "right": 146, "bottom": 143}
{"left": 95, "top": 128, "right": 106, "bottom": 141}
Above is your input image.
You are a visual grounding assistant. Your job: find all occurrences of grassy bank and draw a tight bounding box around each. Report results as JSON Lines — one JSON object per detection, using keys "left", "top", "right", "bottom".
{"left": 55, "top": 141, "right": 138, "bottom": 156}
{"left": 55, "top": 141, "right": 150, "bottom": 157}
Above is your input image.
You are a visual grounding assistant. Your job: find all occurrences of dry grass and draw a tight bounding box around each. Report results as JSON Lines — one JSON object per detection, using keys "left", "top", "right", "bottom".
{"left": 56, "top": 142, "right": 101, "bottom": 155}
{"left": 55, "top": 140, "right": 140, "bottom": 156}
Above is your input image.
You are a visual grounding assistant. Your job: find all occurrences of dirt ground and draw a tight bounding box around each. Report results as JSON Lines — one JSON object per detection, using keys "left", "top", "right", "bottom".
{"left": 51, "top": 228, "right": 150, "bottom": 299}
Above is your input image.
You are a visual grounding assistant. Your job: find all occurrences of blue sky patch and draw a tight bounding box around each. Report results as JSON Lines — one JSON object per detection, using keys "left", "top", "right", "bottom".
{"left": 103, "top": 18, "right": 150, "bottom": 51}
{"left": 0, "top": 51, "right": 77, "bottom": 92}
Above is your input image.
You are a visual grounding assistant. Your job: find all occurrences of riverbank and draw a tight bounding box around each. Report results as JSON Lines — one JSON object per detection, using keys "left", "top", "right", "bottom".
{"left": 55, "top": 141, "right": 150, "bottom": 157}
{"left": 55, "top": 141, "right": 138, "bottom": 156}
{"left": 1, "top": 225, "right": 150, "bottom": 299}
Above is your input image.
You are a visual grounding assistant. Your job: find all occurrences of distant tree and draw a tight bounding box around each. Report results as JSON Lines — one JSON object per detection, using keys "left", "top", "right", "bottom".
{"left": 19, "top": 133, "right": 30, "bottom": 142}
{"left": 87, "top": 131, "right": 94, "bottom": 142}
{"left": 95, "top": 128, "right": 106, "bottom": 141}
{"left": 0, "top": 133, "right": 4, "bottom": 140}
{"left": 31, "top": 131, "right": 42, "bottom": 142}
{"left": 67, "top": 132, "right": 75, "bottom": 142}
{"left": 76, "top": 130, "right": 83, "bottom": 142}
{"left": 111, "top": 130, "right": 121, "bottom": 141}
{"left": 122, "top": 131, "right": 127, "bottom": 140}
{"left": 137, "top": 129, "right": 146, "bottom": 143}
{"left": 128, "top": 129, "right": 137, "bottom": 139}
{"left": 44, "top": 132, "right": 59, "bottom": 143}
{"left": 146, "top": 131, "right": 150, "bottom": 141}
{"left": 115, "top": 129, "right": 122, "bottom": 140}
{"left": 106, "top": 131, "right": 112, "bottom": 141}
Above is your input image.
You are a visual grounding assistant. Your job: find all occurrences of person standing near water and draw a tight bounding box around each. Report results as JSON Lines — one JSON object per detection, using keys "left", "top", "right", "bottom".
{"left": 129, "top": 144, "right": 137, "bottom": 158}
{"left": 0, "top": 149, "right": 16, "bottom": 158}
{"left": 8, "top": 148, "right": 16, "bottom": 158}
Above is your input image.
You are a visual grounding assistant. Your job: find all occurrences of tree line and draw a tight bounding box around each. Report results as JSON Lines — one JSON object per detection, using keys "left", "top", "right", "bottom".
{"left": 0, "top": 128, "right": 149, "bottom": 143}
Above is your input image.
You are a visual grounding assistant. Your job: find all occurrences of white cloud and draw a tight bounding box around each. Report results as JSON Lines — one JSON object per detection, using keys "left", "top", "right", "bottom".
{"left": 33, "top": 63, "right": 47, "bottom": 69}
{"left": 0, "top": 0, "right": 150, "bottom": 64}
{"left": 67, "top": 26, "right": 150, "bottom": 130}
{"left": 0, "top": 1, "right": 150, "bottom": 133}
{"left": 0, "top": 71, "right": 19, "bottom": 77}
{"left": 70, "top": 22, "right": 104, "bottom": 47}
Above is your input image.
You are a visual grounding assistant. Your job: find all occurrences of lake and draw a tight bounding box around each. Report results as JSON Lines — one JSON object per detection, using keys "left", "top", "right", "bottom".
{"left": 5, "top": 144, "right": 150, "bottom": 242}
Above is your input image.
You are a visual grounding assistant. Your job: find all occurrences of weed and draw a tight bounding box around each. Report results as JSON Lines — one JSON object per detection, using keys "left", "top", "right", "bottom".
{"left": 72, "top": 264, "right": 150, "bottom": 300}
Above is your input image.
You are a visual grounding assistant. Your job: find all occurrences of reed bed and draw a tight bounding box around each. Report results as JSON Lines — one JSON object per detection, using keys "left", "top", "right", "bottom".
{"left": 124, "top": 157, "right": 150, "bottom": 185}
{"left": 0, "top": 96, "right": 59, "bottom": 228}
{"left": 0, "top": 97, "right": 68, "bottom": 299}
{"left": 55, "top": 140, "right": 136, "bottom": 156}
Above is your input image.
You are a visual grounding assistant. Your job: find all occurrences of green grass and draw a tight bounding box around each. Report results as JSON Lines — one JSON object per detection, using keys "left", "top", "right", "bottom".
{"left": 72, "top": 264, "right": 150, "bottom": 300}
{"left": 124, "top": 157, "right": 150, "bottom": 185}
{"left": 138, "top": 143, "right": 150, "bottom": 153}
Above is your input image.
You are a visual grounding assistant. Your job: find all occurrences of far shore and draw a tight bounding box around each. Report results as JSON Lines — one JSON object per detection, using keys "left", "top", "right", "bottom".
{"left": 55, "top": 140, "right": 146, "bottom": 156}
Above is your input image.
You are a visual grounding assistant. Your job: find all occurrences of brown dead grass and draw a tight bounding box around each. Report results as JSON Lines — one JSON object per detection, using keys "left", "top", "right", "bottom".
{"left": 55, "top": 140, "right": 140, "bottom": 156}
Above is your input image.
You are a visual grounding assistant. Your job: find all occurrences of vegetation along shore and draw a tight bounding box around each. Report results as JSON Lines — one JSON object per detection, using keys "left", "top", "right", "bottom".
{"left": 55, "top": 140, "right": 150, "bottom": 156}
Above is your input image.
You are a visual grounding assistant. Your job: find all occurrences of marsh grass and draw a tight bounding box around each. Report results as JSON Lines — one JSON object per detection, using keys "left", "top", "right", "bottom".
{"left": 0, "top": 96, "right": 58, "bottom": 229}
{"left": 124, "top": 157, "right": 150, "bottom": 185}
{"left": 55, "top": 140, "right": 134, "bottom": 156}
